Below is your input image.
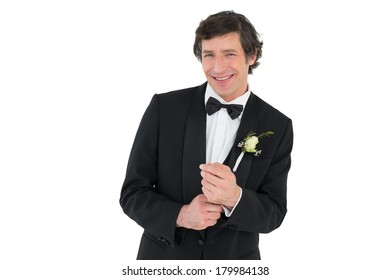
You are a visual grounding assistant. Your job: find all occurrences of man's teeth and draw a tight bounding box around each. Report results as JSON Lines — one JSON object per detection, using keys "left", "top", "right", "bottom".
{"left": 215, "top": 75, "right": 232, "bottom": 81}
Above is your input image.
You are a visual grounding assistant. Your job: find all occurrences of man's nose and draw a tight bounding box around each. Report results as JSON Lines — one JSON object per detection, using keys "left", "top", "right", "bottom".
{"left": 213, "top": 56, "right": 227, "bottom": 73}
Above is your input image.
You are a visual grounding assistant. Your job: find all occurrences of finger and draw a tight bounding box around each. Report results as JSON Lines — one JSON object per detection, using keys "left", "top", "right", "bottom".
{"left": 205, "top": 201, "right": 223, "bottom": 213}
{"left": 207, "top": 211, "right": 221, "bottom": 220}
{"left": 205, "top": 219, "right": 218, "bottom": 227}
{"left": 201, "top": 178, "right": 219, "bottom": 193}
{"left": 202, "top": 185, "right": 219, "bottom": 200}
{"left": 200, "top": 163, "right": 231, "bottom": 179}
{"left": 197, "top": 193, "right": 215, "bottom": 203}
{"left": 201, "top": 192, "right": 222, "bottom": 209}
{"left": 201, "top": 186, "right": 214, "bottom": 202}
{"left": 196, "top": 193, "right": 208, "bottom": 201}
{"left": 201, "top": 170, "right": 224, "bottom": 186}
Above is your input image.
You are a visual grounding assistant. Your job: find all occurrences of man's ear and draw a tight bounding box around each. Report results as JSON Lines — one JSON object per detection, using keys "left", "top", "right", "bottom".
{"left": 248, "top": 50, "right": 257, "bottom": 66}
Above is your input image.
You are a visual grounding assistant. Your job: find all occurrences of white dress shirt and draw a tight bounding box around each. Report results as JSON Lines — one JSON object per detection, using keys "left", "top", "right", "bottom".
{"left": 204, "top": 84, "right": 251, "bottom": 216}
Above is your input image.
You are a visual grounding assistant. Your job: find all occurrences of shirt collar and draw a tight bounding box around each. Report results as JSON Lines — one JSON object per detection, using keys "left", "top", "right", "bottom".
{"left": 204, "top": 83, "right": 251, "bottom": 120}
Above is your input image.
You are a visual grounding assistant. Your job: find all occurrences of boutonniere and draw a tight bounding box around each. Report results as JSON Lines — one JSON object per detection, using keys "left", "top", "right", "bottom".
{"left": 232, "top": 131, "right": 274, "bottom": 172}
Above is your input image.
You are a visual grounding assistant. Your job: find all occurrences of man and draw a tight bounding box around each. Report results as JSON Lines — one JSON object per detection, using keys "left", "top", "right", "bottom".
{"left": 120, "top": 11, "right": 293, "bottom": 260}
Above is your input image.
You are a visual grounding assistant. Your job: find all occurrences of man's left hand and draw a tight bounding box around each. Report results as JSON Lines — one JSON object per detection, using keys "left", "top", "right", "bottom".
{"left": 200, "top": 163, "right": 241, "bottom": 209}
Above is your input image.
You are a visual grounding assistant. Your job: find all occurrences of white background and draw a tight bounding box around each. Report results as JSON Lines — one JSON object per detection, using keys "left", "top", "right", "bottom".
{"left": 1, "top": 0, "right": 389, "bottom": 279}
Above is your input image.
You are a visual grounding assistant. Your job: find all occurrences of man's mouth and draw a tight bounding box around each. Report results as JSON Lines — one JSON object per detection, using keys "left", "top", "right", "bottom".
{"left": 213, "top": 74, "right": 234, "bottom": 81}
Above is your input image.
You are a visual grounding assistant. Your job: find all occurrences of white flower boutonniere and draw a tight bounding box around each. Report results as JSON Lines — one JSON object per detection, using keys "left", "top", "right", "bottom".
{"left": 232, "top": 131, "right": 274, "bottom": 172}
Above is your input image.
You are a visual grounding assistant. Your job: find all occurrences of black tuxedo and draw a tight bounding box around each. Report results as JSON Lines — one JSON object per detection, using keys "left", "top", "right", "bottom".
{"left": 120, "top": 82, "right": 293, "bottom": 259}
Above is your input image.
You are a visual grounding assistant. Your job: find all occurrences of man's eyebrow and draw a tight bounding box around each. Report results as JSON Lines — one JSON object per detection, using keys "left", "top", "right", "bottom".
{"left": 222, "top": 49, "right": 238, "bottom": 53}
{"left": 202, "top": 49, "right": 238, "bottom": 53}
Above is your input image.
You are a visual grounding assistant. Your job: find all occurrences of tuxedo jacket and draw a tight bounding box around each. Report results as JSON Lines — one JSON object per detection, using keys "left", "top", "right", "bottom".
{"left": 120, "top": 82, "right": 293, "bottom": 260}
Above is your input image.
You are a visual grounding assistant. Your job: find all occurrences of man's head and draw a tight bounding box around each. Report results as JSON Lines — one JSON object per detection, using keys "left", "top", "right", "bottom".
{"left": 193, "top": 11, "right": 263, "bottom": 75}
{"left": 194, "top": 11, "right": 263, "bottom": 101}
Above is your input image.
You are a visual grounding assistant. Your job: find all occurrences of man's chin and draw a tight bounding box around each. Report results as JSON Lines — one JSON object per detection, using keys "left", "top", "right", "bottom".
{"left": 208, "top": 83, "right": 230, "bottom": 98}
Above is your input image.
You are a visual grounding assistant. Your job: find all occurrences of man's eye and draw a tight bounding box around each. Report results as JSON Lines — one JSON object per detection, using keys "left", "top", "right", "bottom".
{"left": 204, "top": 54, "right": 213, "bottom": 58}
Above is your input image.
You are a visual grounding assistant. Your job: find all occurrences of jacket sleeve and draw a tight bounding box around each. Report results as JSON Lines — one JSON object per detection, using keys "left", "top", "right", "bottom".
{"left": 119, "top": 94, "right": 183, "bottom": 247}
{"left": 222, "top": 118, "right": 293, "bottom": 233}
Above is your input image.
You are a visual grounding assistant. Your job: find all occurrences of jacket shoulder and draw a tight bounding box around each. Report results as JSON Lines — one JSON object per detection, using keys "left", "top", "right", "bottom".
{"left": 151, "top": 84, "right": 206, "bottom": 121}
{"left": 252, "top": 93, "right": 291, "bottom": 122}
{"left": 158, "top": 84, "right": 204, "bottom": 101}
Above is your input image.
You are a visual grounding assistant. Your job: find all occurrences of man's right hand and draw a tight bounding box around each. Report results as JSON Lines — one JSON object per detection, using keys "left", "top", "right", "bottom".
{"left": 176, "top": 194, "right": 223, "bottom": 230}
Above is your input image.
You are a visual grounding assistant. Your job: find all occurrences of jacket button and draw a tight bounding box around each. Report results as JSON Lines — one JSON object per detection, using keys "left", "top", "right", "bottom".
{"left": 157, "top": 237, "right": 169, "bottom": 245}
{"left": 197, "top": 239, "right": 204, "bottom": 246}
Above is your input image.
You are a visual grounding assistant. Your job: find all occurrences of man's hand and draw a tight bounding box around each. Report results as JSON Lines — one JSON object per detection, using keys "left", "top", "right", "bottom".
{"left": 200, "top": 163, "right": 241, "bottom": 209}
{"left": 176, "top": 194, "right": 223, "bottom": 230}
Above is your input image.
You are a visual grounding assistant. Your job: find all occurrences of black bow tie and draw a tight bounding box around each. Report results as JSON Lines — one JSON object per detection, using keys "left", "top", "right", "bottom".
{"left": 206, "top": 97, "right": 243, "bottom": 120}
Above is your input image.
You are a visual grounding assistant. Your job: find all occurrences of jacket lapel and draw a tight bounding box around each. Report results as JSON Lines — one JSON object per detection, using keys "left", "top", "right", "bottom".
{"left": 227, "top": 93, "right": 258, "bottom": 187}
{"left": 182, "top": 83, "right": 207, "bottom": 204}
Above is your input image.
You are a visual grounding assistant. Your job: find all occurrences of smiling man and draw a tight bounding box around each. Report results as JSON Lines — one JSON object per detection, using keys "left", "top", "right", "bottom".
{"left": 120, "top": 11, "right": 293, "bottom": 260}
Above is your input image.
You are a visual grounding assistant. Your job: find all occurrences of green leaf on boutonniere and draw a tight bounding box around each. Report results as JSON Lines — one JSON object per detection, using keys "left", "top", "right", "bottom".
{"left": 233, "top": 131, "right": 274, "bottom": 172}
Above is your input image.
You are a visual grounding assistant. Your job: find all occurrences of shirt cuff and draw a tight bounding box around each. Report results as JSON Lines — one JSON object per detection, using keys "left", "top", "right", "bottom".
{"left": 221, "top": 187, "right": 242, "bottom": 217}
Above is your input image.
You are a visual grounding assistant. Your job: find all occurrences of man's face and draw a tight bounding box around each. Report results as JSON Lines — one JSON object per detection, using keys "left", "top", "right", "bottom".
{"left": 201, "top": 32, "right": 256, "bottom": 102}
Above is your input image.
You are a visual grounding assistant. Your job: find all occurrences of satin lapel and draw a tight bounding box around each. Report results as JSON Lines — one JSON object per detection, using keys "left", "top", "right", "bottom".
{"left": 228, "top": 93, "right": 258, "bottom": 187}
{"left": 182, "top": 83, "right": 207, "bottom": 204}
{"left": 206, "top": 93, "right": 259, "bottom": 240}
{"left": 182, "top": 84, "right": 207, "bottom": 240}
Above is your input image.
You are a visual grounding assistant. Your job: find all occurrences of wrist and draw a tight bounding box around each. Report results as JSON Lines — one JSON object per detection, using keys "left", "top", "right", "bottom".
{"left": 176, "top": 205, "right": 188, "bottom": 228}
{"left": 224, "top": 186, "right": 241, "bottom": 209}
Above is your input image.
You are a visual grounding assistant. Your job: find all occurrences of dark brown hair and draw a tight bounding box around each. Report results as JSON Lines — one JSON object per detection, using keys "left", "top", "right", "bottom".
{"left": 193, "top": 11, "right": 263, "bottom": 74}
